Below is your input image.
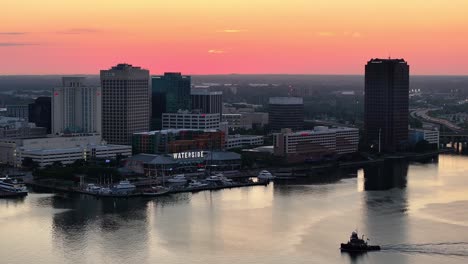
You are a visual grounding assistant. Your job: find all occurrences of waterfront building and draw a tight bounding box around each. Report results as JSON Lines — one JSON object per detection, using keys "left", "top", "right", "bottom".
{"left": 162, "top": 111, "right": 221, "bottom": 130}
{"left": 101, "top": 64, "right": 150, "bottom": 145}
{"left": 409, "top": 128, "right": 439, "bottom": 148}
{"left": 273, "top": 126, "right": 359, "bottom": 163}
{"left": 191, "top": 88, "right": 223, "bottom": 118}
{"left": 268, "top": 97, "right": 304, "bottom": 132}
{"left": 123, "top": 151, "right": 241, "bottom": 176}
{"left": 6, "top": 134, "right": 131, "bottom": 168}
{"left": 6, "top": 105, "right": 29, "bottom": 121}
{"left": 28, "top": 97, "right": 51, "bottom": 133}
{"left": 152, "top": 72, "right": 191, "bottom": 129}
{"left": 225, "top": 134, "right": 264, "bottom": 149}
{"left": 132, "top": 129, "right": 225, "bottom": 154}
{"left": 52, "top": 77, "right": 102, "bottom": 135}
{"left": 364, "top": 58, "right": 409, "bottom": 152}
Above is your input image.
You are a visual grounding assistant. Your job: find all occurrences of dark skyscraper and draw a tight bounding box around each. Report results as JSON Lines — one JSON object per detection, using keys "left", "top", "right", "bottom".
{"left": 101, "top": 64, "right": 150, "bottom": 145}
{"left": 268, "top": 97, "right": 304, "bottom": 132}
{"left": 151, "top": 73, "right": 191, "bottom": 129}
{"left": 28, "top": 97, "right": 52, "bottom": 133}
{"left": 364, "top": 58, "right": 409, "bottom": 152}
{"left": 191, "top": 88, "right": 223, "bottom": 117}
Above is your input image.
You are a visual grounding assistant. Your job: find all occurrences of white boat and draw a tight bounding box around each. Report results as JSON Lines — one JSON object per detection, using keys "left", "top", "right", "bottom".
{"left": 188, "top": 180, "right": 209, "bottom": 188}
{"left": 142, "top": 186, "right": 170, "bottom": 196}
{"left": 85, "top": 183, "right": 101, "bottom": 193}
{"left": 112, "top": 180, "right": 136, "bottom": 194}
{"left": 0, "top": 176, "right": 28, "bottom": 194}
{"left": 167, "top": 174, "right": 188, "bottom": 184}
{"left": 257, "top": 170, "right": 275, "bottom": 180}
{"left": 205, "top": 173, "right": 233, "bottom": 184}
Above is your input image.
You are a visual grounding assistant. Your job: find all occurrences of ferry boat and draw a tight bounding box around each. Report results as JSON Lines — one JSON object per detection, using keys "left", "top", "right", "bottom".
{"left": 257, "top": 170, "right": 275, "bottom": 180}
{"left": 340, "top": 231, "right": 381, "bottom": 252}
{"left": 0, "top": 176, "right": 28, "bottom": 195}
{"left": 112, "top": 180, "right": 136, "bottom": 194}
{"left": 167, "top": 174, "right": 188, "bottom": 184}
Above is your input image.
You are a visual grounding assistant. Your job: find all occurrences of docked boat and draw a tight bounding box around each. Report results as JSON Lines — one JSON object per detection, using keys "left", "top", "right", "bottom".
{"left": 85, "top": 183, "right": 101, "bottom": 193}
{"left": 188, "top": 180, "right": 209, "bottom": 188}
{"left": 340, "top": 231, "right": 381, "bottom": 252}
{"left": 111, "top": 180, "right": 136, "bottom": 194}
{"left": 142, "top": 186, "right": 170, "bottom": 196}
{"left": 167, "top": 174, "right": 188, "bottom": 184}
{"left": 257, "top": 170, "right": 275, "bottom": 180}
{"left": 205, "top": 173, "right": 233, "bottom": 185}
{"left": 0, "top": 176, "right": 28, "bottom": 195}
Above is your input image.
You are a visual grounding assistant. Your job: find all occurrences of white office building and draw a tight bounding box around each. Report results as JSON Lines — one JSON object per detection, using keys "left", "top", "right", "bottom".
{"left": 52, "top": 77, "right": 102, "bottom": 135}
{"left": 226, "top": 134, "right": 264, "bottom": 149}
{"left": 273, "top": 126, "right": 359, "bottom": 157}
{"left": 2, "top": 135, "right": 131, "bottom": 168}
{"left": 162, "top": 111, "right": 220, "bottom": 130}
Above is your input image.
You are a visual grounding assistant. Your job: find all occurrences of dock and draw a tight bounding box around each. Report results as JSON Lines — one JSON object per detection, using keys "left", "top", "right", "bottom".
{"left": 25, "top": 180, "right": 269, "bottom": 198}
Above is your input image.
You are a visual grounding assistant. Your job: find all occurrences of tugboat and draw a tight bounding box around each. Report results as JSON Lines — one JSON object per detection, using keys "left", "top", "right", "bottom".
{"left": 340, "top": 231, "right": 381, "bottom": 252}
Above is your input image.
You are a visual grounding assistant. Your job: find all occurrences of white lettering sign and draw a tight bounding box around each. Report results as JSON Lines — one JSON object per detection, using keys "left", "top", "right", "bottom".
{"left": 172, "top": 151, "right": 204, "bottom": 159}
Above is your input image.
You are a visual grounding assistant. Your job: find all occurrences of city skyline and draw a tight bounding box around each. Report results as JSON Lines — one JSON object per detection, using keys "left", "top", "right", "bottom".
{"left": 2, "top": 0, "right": 468, "bottom": 75}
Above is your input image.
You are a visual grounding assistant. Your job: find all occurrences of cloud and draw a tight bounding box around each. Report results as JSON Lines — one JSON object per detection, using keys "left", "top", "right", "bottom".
{"left": 57, "top": 28, "right": 102, "bottom": 34}
{"left": 344, "top": 31, "right": 362, "bottom": 38}
{"left": 317, "top": 31, "right": 336, "bottom": 37}
{"left": 317, "top": 31, "right": 362, "bottom": 38}
{"left": 208, "top": 49, "right": 225, "bottom": 54}
{"left": 0, "top": 42, "right": 39, "bottom": 47}
{"left": 217, "top": 29, "right": 246, "bottom": 33}
{"left": 0, "top": 32, "right": 27, "bottom": 35}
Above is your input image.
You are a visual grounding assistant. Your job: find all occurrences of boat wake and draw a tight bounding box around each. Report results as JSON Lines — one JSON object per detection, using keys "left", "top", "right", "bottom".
{"left": 382, "top": 242, "right": 468, "bottom": 257}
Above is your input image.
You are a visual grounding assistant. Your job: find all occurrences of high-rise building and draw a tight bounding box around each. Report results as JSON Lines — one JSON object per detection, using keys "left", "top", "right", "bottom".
{"left": 52, "top": 77, "right": 102, "bottom": 135}
{"left": 268, "top": 97, "right": 304, "bottom": 132}
{"left": 151, "top": 73, "right": 191, "bottom": 129}
{"left": 28, "top": 97, "right": 51, "bottom": 133}
{"left": 101, "top": 64, "right": 150, "bottom": 145}
{"left": 191, "top": 88, "right": 223, "bottom": 117}
{"left": 364, "top": 58, "right": 409, "bottom": 152}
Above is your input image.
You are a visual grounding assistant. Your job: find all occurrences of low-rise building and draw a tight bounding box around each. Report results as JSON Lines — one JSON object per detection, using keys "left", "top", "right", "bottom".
{"left": 273, "top": 126, "right": 359, "bottom": 163}
{"left": 162, "top": 111, "right": 220, "bottom": 130}
{"left": 123, "top": 151, "right": 241, "bottom": 176}
{"left": 1, "top": 134, "right": 131, "bottom": 167}
{"left": 226, "top": 134, "right": 264, "bottom": 149}
{"left": 409, "top": 128, "right": 439, "bottom": 148}
{"left": 6, "top": 105, "right": 29, "bottom": 121}
{"left": 0, "top": 117, "right": 47, "bottom": 139}
{"left": 222, "top": 112, "right": 268, "bottom": 130}
{"left": 133, "top": 129, "right": 225, "bottom": 154}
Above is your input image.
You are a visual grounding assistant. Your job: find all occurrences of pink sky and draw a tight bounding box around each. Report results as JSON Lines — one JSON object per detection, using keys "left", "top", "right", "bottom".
{"left": 1, "top": 0, "right": 468, "bottom": 75}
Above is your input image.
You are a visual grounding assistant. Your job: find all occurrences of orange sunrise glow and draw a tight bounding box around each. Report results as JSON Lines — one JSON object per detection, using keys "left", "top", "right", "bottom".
{"left": 1, "top": 0, "right": 468, "bottom": 75}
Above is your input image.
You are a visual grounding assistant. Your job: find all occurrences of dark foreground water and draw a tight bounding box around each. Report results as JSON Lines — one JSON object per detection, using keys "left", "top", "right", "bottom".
{"left": 2, "top": 155, "right": 468, "bottom": 264}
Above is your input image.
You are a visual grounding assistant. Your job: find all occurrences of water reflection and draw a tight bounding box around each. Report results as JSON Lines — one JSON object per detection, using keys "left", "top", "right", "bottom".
{"left": 51, "top": 194, "right": 151, "bottom": 263}
{"left": 361, "top": 159, "right": 410, "bottom": 264}
{"left": 364, "top": 159, "right": 408, "bottom": 191}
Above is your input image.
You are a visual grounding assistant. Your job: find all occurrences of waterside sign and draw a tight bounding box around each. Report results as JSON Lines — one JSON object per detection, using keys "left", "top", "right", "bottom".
{"left": 172, "top": 151, "right": 204, "bottom": 160}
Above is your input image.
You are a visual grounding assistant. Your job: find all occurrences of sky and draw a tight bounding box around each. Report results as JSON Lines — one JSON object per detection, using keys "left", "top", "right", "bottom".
{"left": 1, "top": 0, "right": 468, "bottom": 75}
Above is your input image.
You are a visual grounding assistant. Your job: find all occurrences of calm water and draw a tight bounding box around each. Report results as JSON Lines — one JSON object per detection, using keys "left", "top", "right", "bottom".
{"left": 2, "top": 155, "right": 468, "bottom": 264}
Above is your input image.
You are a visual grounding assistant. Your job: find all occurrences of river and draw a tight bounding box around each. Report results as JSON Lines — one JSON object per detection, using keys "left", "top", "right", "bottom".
{"left": 1, "top": 154, "right": 468, "bottom": 264}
